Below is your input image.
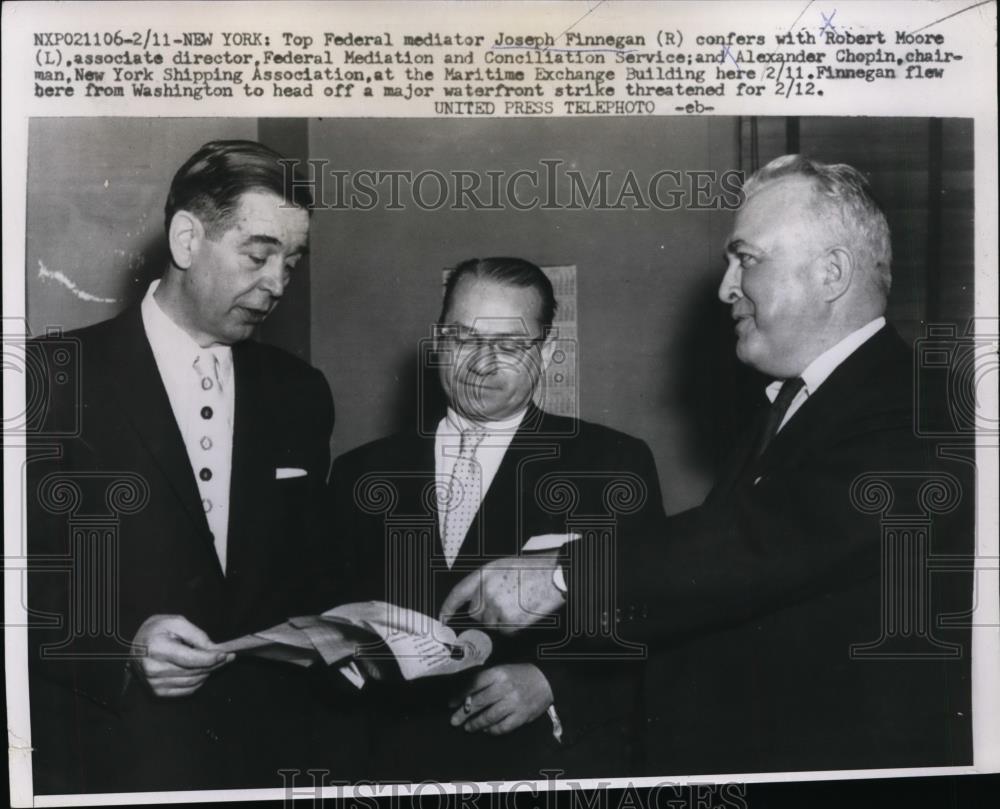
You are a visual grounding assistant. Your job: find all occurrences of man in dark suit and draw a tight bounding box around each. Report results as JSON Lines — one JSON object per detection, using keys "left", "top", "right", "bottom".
{"left": 442, "top": 157, "right": 974, "bottom": 774}
{"left": 331, "top": 257, "right": 667, "bottom": 781}
{"left": 27, "top": 140, "right": 349, "bottom": 793}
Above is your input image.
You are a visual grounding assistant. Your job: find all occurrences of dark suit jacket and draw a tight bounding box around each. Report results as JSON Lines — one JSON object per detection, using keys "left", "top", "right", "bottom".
{"left": 26, "top": 306, "right": 342, "bottom": 793}
{"left": 330, "top": 406, "right": 667, "bottom": 780}
{"left": 568, "top": 325, "right": 973, "bottom": 774}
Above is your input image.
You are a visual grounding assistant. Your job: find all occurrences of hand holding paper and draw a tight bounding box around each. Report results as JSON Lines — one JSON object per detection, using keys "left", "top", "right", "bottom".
{"left": 216, "top": 601, "right": 492, "bottom": 682}
{"left": 131, "top": 614, "right": 234, "bottom": 697}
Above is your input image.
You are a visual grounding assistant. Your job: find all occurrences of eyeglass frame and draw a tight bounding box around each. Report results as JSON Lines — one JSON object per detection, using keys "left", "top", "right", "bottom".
{"left": 433, "top": 322, "right": 552, "bottom": 355}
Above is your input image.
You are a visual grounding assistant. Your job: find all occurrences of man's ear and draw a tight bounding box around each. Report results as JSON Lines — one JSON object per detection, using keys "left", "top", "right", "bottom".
{"left": 818, "top": 246, "right": 855, "bottom": 302}
{"left": 167, "top": 210, "right": 204, "bottom": 270}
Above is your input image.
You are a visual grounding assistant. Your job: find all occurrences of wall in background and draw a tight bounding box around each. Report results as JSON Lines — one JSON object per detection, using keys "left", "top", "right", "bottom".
{"left": 24, "top": 117, "right": 976, "bottom": 515}
{"left": 26, "top": 118, "right": 258, "bottom": 334}
{"left": 308, "top": 117, "right": 740, "bottom": 512}
{"left": 739, "top": 117, "right": 975, "bottom": 343}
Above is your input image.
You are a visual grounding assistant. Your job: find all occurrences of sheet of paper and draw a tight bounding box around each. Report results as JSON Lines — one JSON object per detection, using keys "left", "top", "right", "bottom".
{"left": 288, "top": 615, "right": 358, "bottom": 665}
{"left": 322, "top": 600, "right": 493, "bottom": 679}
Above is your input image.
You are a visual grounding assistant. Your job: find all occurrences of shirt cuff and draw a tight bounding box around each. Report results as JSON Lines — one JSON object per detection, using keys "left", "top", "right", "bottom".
{"left": 552, "top": 563, "right": 568, "bottom": 594}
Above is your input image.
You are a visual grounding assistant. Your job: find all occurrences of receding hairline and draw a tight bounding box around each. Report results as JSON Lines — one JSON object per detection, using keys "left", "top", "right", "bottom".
{"left": 440, "top": 274, "right": 548, "bottom": 326}
{"left": 743, "top": 171, "right": 824, "bottom": 206}
{"left": 732, "top": 175, "right": 831, "bottom": 242}
{"left": 179, "top": 187, "right": 311, "bottom": 239}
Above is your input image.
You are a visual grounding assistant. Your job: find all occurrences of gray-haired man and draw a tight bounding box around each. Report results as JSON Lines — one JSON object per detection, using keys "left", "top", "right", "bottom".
{"left": 443, "top": 155, "right": 974, "bottom": 774}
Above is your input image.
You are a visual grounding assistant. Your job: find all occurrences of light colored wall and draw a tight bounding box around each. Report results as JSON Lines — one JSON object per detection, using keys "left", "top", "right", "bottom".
{"left": 26, "top": 118, "right": 258, "bottom": 335}
{"left": 308, "top": 117, "right": 740, "bottom": 512}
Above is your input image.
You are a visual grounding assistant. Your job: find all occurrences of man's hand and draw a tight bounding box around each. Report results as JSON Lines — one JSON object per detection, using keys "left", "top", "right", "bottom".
{"left": 449, "top": 664, "right": 553, "bottom": 735}
{"left": 439, "top": 553, "right": 564, "bottom": 634}
{"left": 130, "top": 615, "right": 234, "bottom": 697}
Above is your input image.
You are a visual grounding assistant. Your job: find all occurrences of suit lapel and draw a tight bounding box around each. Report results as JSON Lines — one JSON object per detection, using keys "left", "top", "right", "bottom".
{"left": 458, "top": 406, "right": 559, "bottom": 560}
{"left": 226, "top": 343, "right": 276, "bottom": 598}
{"left": 464, "top": 442, "right": 517, "bottom": 559}
{"left": 706, "top": 399, "right": 768, "bottom": 504}
{"left": 382, "top": 431, "right": 441, "bottom": 610}
{"left": 102, "top": 308, "right": 215, "bottom": 554}
{"left": 708, "top": 326, "right": 904, "bottom": 499}
{"left": 754, "top": 325, "right": 903, "bottom": 472}
{"left": 396, "top": 432, "right": 438, "bottom": 526}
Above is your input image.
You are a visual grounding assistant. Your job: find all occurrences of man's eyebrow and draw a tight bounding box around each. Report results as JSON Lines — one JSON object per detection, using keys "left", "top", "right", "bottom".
{"left": 239, "top": 234, "right": 309, "bottom": 255}
{"left": 240, "top": 234, "right": 281, "bottom": 248}
{"left": 449, "top": 320, "right": 529, "bottom": 334}
{"left": 468, "top": 325, "right": 534, "bottom": 337}
{"left": 725, "top": 238, "right": 760, "bottom": 256}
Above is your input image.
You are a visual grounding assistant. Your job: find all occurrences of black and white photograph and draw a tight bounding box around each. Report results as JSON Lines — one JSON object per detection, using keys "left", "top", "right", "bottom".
{"left": 3, "top": 2, "right": 998, "bottom": 807}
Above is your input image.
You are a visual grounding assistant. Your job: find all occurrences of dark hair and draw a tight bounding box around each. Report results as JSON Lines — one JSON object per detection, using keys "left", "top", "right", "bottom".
{"left": 164, "top": 139, "right": 313, "bottom": 238}
{"left": 440, "top": 257, "right": 557, "bottom": 330}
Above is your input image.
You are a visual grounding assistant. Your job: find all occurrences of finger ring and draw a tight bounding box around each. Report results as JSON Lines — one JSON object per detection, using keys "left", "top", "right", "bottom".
{"left": 463, "top": 696, "right": 473, "bottom": 713}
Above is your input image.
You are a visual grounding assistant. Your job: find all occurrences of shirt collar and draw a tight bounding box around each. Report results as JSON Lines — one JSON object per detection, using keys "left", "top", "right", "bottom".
{"left": 765, "top": 316, "right": 885, "bottom": 403}
{"left": 443, "top": 406, "right": 528, "bottom": 435}
{"left": 141, "top": 280, "right": 233, "bottom": 384}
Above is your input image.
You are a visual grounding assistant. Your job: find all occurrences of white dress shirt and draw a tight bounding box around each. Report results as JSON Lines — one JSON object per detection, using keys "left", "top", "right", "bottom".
{"left": 434, "top": 407, "right": 526, "bottom": 539}
{"left": 766, "top": 316, "right": 886, "bottom": 432}
{"left": 141, "top": 280, "right": 235, "bottom": 571}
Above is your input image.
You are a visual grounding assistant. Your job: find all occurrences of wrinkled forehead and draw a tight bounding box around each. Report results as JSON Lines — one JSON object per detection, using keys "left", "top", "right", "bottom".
{"left": 226, "top": 190, "right": 310, "bottom": 248}
{"left": 444, "top": 278, "right": 545, "bottom": 335}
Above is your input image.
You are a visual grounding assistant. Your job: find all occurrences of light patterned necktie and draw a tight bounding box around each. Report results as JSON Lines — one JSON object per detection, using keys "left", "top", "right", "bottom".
{"left": 192, "top": 350, "right": 229, "bottom": 572}
{"left": 442, "top": 427, "right": 486, "bottom": 568}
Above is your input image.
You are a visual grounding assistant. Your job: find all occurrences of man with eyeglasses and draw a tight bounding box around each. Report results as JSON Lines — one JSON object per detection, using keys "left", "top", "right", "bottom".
{"left": 330, "top": 256, "right": 667, "bottom": 780}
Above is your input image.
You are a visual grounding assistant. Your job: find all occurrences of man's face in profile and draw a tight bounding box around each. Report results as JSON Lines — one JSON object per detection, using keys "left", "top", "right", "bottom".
{"left": 719, "top": 176, "right": 829, "bottom": 378}
{"left": 180, "top": 190, "right": 310, "bottom": 346}
{"left": 437, "top": 277, "right": 549, "bottom": 423}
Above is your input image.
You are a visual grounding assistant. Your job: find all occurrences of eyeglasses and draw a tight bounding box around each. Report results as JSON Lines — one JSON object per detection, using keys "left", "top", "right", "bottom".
{"left": 436, "top": 324, "right": 545, "bottom": 355}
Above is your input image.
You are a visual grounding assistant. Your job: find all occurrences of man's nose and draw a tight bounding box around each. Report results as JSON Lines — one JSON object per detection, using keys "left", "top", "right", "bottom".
{"left": 470, "top": 343, "right": 498, "bottom": 368}
{"left": 718, "top": 258, "right": 743, "bottom": 304}
{"left": 461, "top": 343, "right": 501, "bottom": 377}
{"left": 258, "top": 259, "right": 287, "bottom": 298}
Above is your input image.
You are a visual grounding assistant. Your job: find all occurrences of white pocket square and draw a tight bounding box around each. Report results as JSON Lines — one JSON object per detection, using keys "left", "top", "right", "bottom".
{"left": 275, "top": 467, "right": 308, "bottom": 480}
{"left": 521, "top": 533, "right": 581, "bottom": 552}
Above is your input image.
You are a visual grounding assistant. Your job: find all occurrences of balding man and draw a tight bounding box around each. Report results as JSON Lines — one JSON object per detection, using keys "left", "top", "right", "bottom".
{"left": 442, "top": 156, "right": 973, "bottom": 773}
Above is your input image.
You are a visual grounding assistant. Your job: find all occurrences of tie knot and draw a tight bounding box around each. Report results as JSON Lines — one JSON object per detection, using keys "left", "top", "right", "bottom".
{"left": 773, "top": 376, "right": 805, "bottom": 410}
{"left": 751, "top": 377, "right": 805, "bottom": 461}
